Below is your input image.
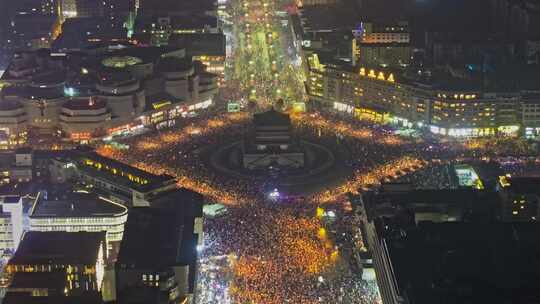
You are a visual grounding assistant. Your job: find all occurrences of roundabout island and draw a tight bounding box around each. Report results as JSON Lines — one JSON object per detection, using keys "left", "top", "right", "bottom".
{"left": 205, "top": 109, "right": 343, "bottom": 194}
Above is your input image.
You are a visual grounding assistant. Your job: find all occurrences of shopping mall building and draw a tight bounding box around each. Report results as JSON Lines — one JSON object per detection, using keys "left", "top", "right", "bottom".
{"left": 305, "top": 51, "right": 540, "bottom": 138}
{"left": 0, "top": 45, "right": 218, "bottom": 148}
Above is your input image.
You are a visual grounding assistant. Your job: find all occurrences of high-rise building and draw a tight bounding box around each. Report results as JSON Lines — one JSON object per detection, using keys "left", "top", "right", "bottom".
{"left": 59, "top": 0, "right": 104, "bottom": 19}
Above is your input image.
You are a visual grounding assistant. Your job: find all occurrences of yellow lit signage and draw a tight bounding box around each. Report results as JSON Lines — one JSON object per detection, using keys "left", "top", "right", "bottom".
{"left": 359, "top": 68, "right": 366, "bottom": 76}
{"left": 152, "top": 100, "right": 172, "bottom": 110}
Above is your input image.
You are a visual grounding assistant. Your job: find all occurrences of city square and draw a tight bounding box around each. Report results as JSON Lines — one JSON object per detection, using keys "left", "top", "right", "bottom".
{"left": 0, "top": 0, "right": 540, "bottom": 304}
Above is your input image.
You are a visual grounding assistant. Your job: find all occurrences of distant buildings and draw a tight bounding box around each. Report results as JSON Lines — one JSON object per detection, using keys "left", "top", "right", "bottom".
{"left": 351, "top": 21, "right": 412, "bottom": 68}
{"left": 305, "top": 51, "right": 540, "bottom": 138}
{"left": 5, "top": 1, "right": 58, "bottom": 51}
{"left": 59, "top": 0, "right": 105, "bottom": 19}
{"left": 0, "top": 45, "right": 218, "bottom": 148}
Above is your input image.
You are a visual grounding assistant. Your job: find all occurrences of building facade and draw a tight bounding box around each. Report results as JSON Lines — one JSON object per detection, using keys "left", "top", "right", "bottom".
{"left": 0, "top": 45, "right": 218, "bottom": 148}
{"left": 306, "top": 52, "right": 539, "bottom": 138}
{"left": 28, "top": 191, "right": 128, "bottom": 256}
{"left": 5, "top": 231, "right": 107, "bottom": 297}
{"left": 49, "top": 149, "right": 177, "bottom": 207}
{"left": 0, "top": 196, "right": 24, "bottom": 255}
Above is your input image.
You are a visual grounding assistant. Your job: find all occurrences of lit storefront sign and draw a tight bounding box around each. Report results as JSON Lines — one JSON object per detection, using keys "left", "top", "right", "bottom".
{"left": 70, "top": 132, "right": 91, "bottom": 140}
{"left": 333, "top": 102, "right": 354, "bottom": 113}
{"left": 108, "top": 124, "right": 131, "bottom": 136}
{"left": 152, "top": 100, "right": 172, "bottom": 110}
{"left": 497, "top": 125, "right": 520, "bottom": 136}
{"left": 293, "top": 102, "right": 306, "bottom": 113}
{"left": 354, "top": 107, "right": 389, "bottom": 123}
{"left": 525, "top": 127, "right": 540, "bottom": 138}
{"left": 228, "top": 102, "right": 240, "bottom": 112}
{"left": 430, "top": 126, "right": 496, "bottom": 137}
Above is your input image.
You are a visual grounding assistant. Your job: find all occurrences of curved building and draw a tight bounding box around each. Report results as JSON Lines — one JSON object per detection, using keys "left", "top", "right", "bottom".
{"left": 0, "top": 99, "right": 27, "bottom": 147}
{"left": 29, "top": 191, "right": 128, "bottom": 256}
{"left": 0, "top": 45, "right": 219, "bottom": 147}
{"left": 59, "top": 98, "right": 112, "bottom": 140}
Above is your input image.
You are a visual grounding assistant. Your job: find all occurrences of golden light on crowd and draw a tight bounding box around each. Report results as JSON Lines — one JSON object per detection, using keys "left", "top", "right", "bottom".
{"left": 291, "top": 113, "right": 403, "bottom": 145}
{"left": 313, "top": 156, "right": 427, "bottom": 203}
{"left": 133, "top": 113, "right": 249, "bottom": 152}
{"left": 227, "top": 208, "right": 336, "bottom": 304}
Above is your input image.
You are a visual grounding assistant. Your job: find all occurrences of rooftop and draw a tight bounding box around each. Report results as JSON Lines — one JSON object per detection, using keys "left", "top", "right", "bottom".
{"left": 9, "top": 270, "right": 67, "bottom": 290}
{"left": 505, "top": 177, "right": 540, "bottom": 195}
{"left": 253, "top": 109, "right": 291, "bottom": 127}
{"left": 149, "top": 187, "right": 204, "bottom": 218}
{"left": 3, "top": 196, "right": 21, "bottom": 204}
{"left": 30, "top": 191, "right": 127, "bottom": 218}
{"left": 168, "top": 33, "right": 226, "bottom": 57}
{"left": 382, "top": 221, "right": 540, "bottom": 304}
{"left": 117, "top": 206, "right": 196, "bottom": 268}
{"left": 75, "top": 151, "right": 176, "bottom": 193}
{"left": 2, "top": 294, "right": 103, "bottom": 304}
{"left": 2, "top": 85, "right": 64, "bottom": 100}
{"left": 9, "top": 231, "right": 105, "bottom": 266}
{"left": 62, "top": 98, "right": 107, "bottom": 111}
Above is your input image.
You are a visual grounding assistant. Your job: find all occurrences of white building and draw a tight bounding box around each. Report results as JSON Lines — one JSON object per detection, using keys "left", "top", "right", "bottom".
{"left": 0, "top": 196, "right": 24, "bottom": 255}
{"left": 28, "top": 191, "right": 128, "bottom": 255}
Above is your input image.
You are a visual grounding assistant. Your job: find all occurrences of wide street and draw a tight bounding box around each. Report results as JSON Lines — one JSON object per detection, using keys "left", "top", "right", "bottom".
{"left": 224, "top": 0, "right": 306, "bottom": 109}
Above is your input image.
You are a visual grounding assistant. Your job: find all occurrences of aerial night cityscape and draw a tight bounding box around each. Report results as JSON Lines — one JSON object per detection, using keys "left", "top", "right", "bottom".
{"left": 0, "top": 0, "right": 540, "bottom": 303}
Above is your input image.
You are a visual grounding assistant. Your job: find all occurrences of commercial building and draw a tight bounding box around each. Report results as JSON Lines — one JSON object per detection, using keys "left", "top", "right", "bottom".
{"left": 3, "top": 271, "right": 104, "bottom": 303}
{"left": 115, "top": 190, "right": 203, "bottom": 304}
{"left": 0, "top": 196, "right": 24, "bottom": 255}
{"left": 305, "top": 51, "right": 540, "bottom": 138}
{"left": 5, "top": 2, "right": 59, "bottom": 51}
{"left": 366, "top": 219, "right": 540, "bottom": 304}
{"left": 133, "top": 0, "right": 219, "bottom": 46}
{"left": 28, "top": 191, "right": 128, "bottom": 255}
{"left": 356, "top": 21, "right": 410, "bottom": 44}
{"left": 353, "top": 42, "right": 413, "bottom": 69}
{"left": 58, "top": 0, "right": 105, "bottom": 19}
{"left": 168, "top": 33, "right": 226, "bottom": 83}
{"left": 52, "top": 17, "right": 129, "bottom": 52}
{"left": 50, "top": 149, "right": 177, "bottom": 207}
{"left": 0, "top": 44, "right": 218, "bottom": 148}
{"left": 497, "top": 176, "right": 540, "bottom": 221}
{"left": 5, "top": 231, "right": 107, "bottom": 298}
{"left": 358, "top": 185, "right": 540, "bottom": 304}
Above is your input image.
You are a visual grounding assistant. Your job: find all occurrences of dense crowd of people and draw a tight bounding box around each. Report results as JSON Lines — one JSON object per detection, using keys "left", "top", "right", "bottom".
{"left": 96, "top": 105, "right": 540, "bottom": 304}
